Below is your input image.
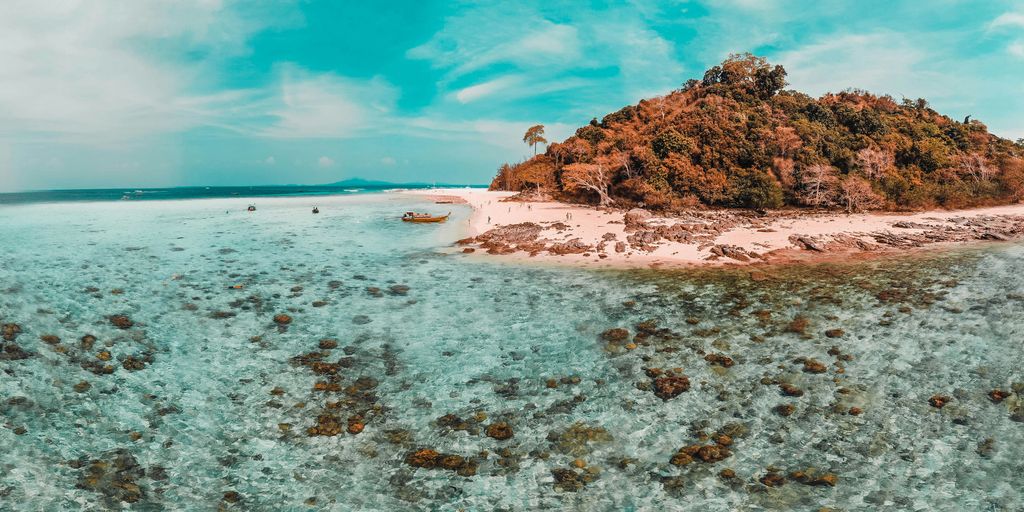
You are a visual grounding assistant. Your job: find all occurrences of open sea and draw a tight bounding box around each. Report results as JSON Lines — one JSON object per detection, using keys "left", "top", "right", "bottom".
{"left": 0, "top": 190, "right": 1022, "bottom": 511}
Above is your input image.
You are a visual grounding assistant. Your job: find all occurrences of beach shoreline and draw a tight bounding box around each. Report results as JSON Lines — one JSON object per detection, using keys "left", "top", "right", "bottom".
{"left": 402, "top": 188, "right": 1024, "bottom": 269}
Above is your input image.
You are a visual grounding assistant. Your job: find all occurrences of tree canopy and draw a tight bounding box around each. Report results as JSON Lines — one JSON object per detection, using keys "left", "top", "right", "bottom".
{"left": 492, "top": 54, "right": 1024, "bottom": 211}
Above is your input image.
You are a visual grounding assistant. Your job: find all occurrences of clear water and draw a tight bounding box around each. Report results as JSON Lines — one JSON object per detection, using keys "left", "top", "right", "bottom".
{"left": 0, "top": 194, "right": 1022, "bottom": 511}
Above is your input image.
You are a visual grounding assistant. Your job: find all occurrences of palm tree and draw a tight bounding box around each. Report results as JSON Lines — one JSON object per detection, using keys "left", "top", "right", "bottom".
{"left": 523, "top": 125, "right": 547, "bottom": 156}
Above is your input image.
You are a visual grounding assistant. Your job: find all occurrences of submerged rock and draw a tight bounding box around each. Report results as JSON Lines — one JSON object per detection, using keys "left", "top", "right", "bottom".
{"left": 74, "top": 450, "right": 147, "bottom": 505}
{"left": 929, "top": 395, "right": 952, "bottom": 408}
{"left": 779, "top": 383, "right": 804, "bottom": 397}
{"left": 485, "top": 422, "right": 514, "bottom": 441}
{"left": 272, "top": 314, "right": 292, "bottom": 325}
{"left": 404, "top": 448, "right": 476, "bottom": 476}
{"left": 653, "top": 375, "right": 691, "bottom": 400}
{"left": 600, "top": 328, "right": 630, "bottom": 343}
{"left": 704, "top": 353, "right": 735, "bottom": 368}
{"left": 801, "top": 359, "right": 828, "bottom": 374}
{"left": 108, "top": 315, "right": 134, "bottom": 329}
{"left": 790, "top": 469, "right": 838, "bottom": 487}
{"left": 988, "top": 389, "right": 1010, "bottom": 403}
{"left": 1, "top": 323, "right": 22, "bottom": 341}
{"left": 548, "top": 423, "right": 613, "bottom": 457}
{"left": 760, "top": 472, "right": 786, "bottom": 487}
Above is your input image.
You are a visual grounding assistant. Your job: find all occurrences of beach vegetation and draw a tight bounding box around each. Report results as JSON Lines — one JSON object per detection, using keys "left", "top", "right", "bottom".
{"left": 492, "top": 53, "right": 1024, "bottom": 211}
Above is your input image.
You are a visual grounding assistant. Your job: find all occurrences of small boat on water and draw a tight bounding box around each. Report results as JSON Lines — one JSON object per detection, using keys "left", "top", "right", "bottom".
{"left": 247, "top": 204, "right": 256, "bottom": 212}
{"left": 402, "top": 211, "right": 450, "bottom": 223}
{"left": 312, "top": 207, "right": 320, "bottom": 214}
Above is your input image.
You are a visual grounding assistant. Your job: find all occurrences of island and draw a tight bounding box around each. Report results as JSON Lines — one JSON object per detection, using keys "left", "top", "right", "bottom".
{"left": 409, "top": 54, "right": 1024, "bottom": 268}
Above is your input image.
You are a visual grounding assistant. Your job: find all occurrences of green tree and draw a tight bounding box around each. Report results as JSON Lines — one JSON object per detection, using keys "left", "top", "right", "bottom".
{"left": 523, "top": 125, "right": 548, "bottom": 155}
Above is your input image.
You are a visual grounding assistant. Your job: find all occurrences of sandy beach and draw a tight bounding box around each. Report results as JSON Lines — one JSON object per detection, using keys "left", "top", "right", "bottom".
{"left": 404, "top": 188, "right": 1024, "bottom": 268}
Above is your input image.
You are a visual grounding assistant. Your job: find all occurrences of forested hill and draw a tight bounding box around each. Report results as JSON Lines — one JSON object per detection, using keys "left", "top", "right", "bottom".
{"left": 491, "top": 54, "right": 1024, "bottom": 211}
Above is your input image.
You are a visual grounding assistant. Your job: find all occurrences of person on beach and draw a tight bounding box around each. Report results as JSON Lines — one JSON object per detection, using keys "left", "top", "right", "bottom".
{"left": 487, "top": 216, "right": 491, "bottom": 224}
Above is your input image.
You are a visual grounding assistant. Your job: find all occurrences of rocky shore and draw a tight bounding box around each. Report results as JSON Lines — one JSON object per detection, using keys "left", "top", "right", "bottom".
{"left": 405, "top": 189, "right": 1024, "bottom": 267}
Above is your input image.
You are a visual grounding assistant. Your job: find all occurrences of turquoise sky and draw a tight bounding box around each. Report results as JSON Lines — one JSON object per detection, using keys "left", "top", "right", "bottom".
{"left": 1, "top": 0, "right": 1022, "bottom": 191}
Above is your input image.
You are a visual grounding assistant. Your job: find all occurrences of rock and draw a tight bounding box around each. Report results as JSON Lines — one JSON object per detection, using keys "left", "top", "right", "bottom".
{"left": 704, "top": 353, "right": 735, "bottom": 368}
{"left": 825, "top": 328, "right": 844, "bottom": 338}
{"left": 39, "top": 334, "right": 61, "bottom": 345}
{"left": 73, "top": 381, "right": 91, "bottom": 393}
{"left": 437, "top": 454, "right": 464, "bottom": 470}
{"left": 669, "top": 451, "right": 694, "bottom": 466}
{"left": 109, "top": 315, "right": 134, "bottom": 329}
{"left": 80, "top": 335, "right": 96, "bottom": 350}
{"left": 388, "top": 285, "right": 410, "bottom": 296}
{"left": 988, "top": 389, "right": 1010, "bottom": 403}
{"left": 272, "top": 314, "right": 292, "bottom": 325}
{"left": 623, "top": 208, "right": 652, "bottom": 229}
{"left": 719, "top": 468, "right": 736, "bottom": 479}
{"left": 1, "top": 323, "right": 22, "bottom": 341}
{"left": 352, "top": 315, "right": 371, "bottom": 325}
{"left": 600, "top": 328, "right": 630, "bottom": 343}
{"left": 614, "top": 241, "right": 626, "bottom": 253}
{"left": 318, "top": 339, "right": 338, "bottom": 350}
{"left": 696, "top": 444, "right": 730, "bottom": 463}
{"left": 791, "top": 470, "right": 838, "bottom": 487}
{"left": 779, "top": 383, "right": 804, "bottom": 397}
{"left": 223, "top": 491, "right": 242, "bottom": 503}
{"left": 977, "top": 438, "right": 996, "bottom": 458}
{"left": 307, "top": 415, "right": 343, "bottom": 436}
{"left": 75, "top": 450, "right": 146, "bottom": 505}
{"left": 802, "top": 359, "right": 827, "bottom": 374}
{"left": 848, "top": 407, "right": 863, "bottom": 416}
{"left": 406, "top": 449, "right": 440, "bottom": 468}
{"left": 485, "top": 422, "right": 514, "bottom": 441}
{"left": 774, "top": 404, "right": 796, "bottom": 417}
{"left": 347, "top": 415, "right": 365, "bottom": 435}
{"left": 551, "top": 468, "right": 586, "bottom": 492}
{"left": 786, "top": 316, "right": 809, "bottom": 334}
{"left": 929, "top": 395, "right": 952, "bottom": 408}
{"left": 548, "top": 423, "right": 613, "bottom": 456}
{"left": 760, "top": 472, "right": 786, "bottom": 487}
{"left": 652, "top": 375, "right": 690, "bottom": 400}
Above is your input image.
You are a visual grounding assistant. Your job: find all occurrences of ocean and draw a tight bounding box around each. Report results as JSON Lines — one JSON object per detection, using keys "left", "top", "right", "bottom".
{"left": 0, "top": 191, "right": 1021, "bottom": 510}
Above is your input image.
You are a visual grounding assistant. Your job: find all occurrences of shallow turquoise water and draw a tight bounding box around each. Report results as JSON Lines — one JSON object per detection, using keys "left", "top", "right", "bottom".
{"left": 0, "top": 194, "right": 1022, "bottom": 511}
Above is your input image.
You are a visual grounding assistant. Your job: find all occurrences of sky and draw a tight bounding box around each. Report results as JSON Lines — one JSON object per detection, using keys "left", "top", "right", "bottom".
{"left": 1, "top": 0, "right": 1022, "bottom": 192}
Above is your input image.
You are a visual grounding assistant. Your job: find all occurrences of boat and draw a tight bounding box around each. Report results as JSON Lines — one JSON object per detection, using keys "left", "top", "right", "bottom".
{"left": 247, "top": 205, "right": 256, "bottom": 212}
{"left": 312, "top": 207, "right": 320, "bottom": 214}
{"left": 401, "top": 211, "right": 450, "bottom": 223}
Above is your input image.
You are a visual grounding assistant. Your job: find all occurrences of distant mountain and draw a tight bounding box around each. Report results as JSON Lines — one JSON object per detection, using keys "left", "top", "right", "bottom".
{"left": 325, "top": 177, "right": 481, "bottom": 188}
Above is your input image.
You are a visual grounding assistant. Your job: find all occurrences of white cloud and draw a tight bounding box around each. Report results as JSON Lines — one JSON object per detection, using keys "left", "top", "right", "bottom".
{"left": 776, "top": 33, "right": 945, "bottom": 100}
{"left": 454, "top": 76, "right": 522, "bottom": 104}
{"left": 1010, "top": 42, "right": 1024, "bottom": 58}
{"left": 380, "top": 156, "right": 396, "bottom": 165}
{"left": 990, "top": 11, "right": 1024, "bottom": 29}
{"left": 0, "top": 1, "right": 296, "bottom": 142}
{"left": 409, "top": 18, "right": 581, "bottom": 81}
{"left": 317, "top": 156, "right": 335, "bottom": 167}
{"left": 257, "top": 67, "right": 399, "bottom": 139}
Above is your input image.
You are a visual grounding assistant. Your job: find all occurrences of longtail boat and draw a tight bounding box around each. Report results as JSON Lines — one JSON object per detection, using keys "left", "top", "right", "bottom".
{"left": 401, "top": 211, "right": 450, "bottom": 223}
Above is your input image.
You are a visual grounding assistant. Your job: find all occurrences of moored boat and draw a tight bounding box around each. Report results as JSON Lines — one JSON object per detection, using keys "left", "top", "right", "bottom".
{"left": 401, "top": 211, "right": 449, "bottom": 223}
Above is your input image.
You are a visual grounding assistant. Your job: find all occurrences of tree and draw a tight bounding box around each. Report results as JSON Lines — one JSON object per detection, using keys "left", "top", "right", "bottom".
{"left": 523, "top": 125, "right": 547, "bottom": 155}
{"left": 854, "top": 147, "right": 894, "bottom": 180}
{"left": 562, "top": 163, "right": 614, "bottom": 205}
{"left": 953, "top": 152, "right": 996, "bottom": 183}
{"left": 839, "top": 176, "right": 883, "bottom": 212}
{"left": 798, "top": 164, "right": 840, "bottom": 207}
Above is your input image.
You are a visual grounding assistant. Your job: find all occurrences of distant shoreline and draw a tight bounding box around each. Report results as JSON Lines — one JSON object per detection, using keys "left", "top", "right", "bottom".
{"left": 403, "top": 188, "right": 1024, "bottom": 269}
{"left": 0, "top": 183, "right": 486, "bottom": 206}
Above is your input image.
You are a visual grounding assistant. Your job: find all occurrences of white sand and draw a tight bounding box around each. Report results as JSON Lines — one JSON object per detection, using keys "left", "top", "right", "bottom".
{"left": 403, "top": 188, "right": 1024, "bottom": 268}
